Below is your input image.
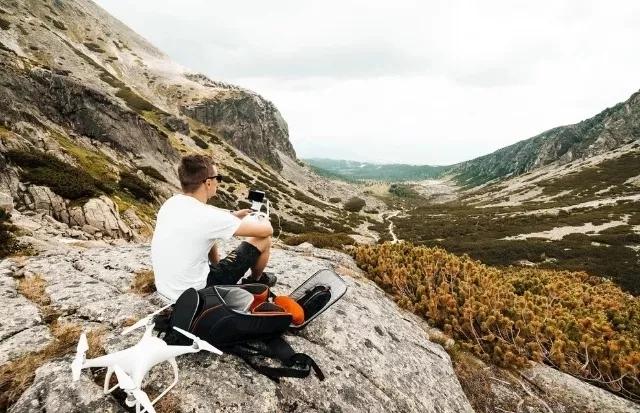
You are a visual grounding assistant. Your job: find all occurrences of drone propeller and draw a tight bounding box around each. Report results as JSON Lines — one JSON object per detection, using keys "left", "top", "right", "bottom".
{"left": 173, "top": 327, "right": 223, "bottom": 355}
{"left": 71, "top": 333, "right": 88, "bottom": 381}
{"left": 113, "top": 366, "right": 156, "bottom": 413}
{"left": 121, "top": 304, "right": 173, "bottom": 336}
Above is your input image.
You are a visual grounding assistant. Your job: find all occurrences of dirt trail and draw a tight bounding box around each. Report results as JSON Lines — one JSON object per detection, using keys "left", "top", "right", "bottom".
{"left": 385, "top": 210, "right": 401, "bottom": 243}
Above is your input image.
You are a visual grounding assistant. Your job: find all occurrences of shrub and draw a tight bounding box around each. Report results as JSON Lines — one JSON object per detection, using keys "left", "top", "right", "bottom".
{"left": 0, "top": 208, "right": 19, "bottom": 258}
{"left": 388, "top": 183, "right": 419, "bottom": 198}
{"left": 139, "top": 166, "right": 167, "bottom": 182}
{"left": 279, "top": 218, "right": 307, "bottom": 234}
{"left": 329, "top": 197, "right": 341, "bottom": 203}
{"left": 0, "top": 17, "right": 10, "bottom": 31}
{"left": 51, "top": 19, "right": 66, "bottom": 30}
{"left": 343, "top": 197, "right": 365, "bottom": 212}
{"left": 6, "top": 150, "right": 112, "bottom": 199}
{"left": 191, "top": 135, "right": 208, "bottom": 149}
{"left": 283, "top": 232, "right": 354, "bottom": 250}
{"left": 83, "top": 42, "right": 104, "bottom": 53}
{"left": 207, "top": 190, "right": 237, "bottom": 210}
{"left": 561, "top": 233, "right": 591, "bottom": 243}
{"left": 119, "top": 172, "right": 154, "bottom": 201}
{"left": 353, "top": 242, "right": 640, "bottom": 400}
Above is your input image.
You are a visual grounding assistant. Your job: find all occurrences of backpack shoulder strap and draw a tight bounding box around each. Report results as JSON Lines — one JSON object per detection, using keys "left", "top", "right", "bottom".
{"left": 227, "top": 336, "right": 324, "bottom": 382}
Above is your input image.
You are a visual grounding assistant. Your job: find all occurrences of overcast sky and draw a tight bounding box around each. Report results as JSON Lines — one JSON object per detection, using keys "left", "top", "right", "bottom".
{"left": 96, "top": 0, "right": 640, "bottom": 165}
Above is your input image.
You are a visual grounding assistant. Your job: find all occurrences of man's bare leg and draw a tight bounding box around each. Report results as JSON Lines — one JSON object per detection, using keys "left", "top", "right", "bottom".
{"left": 245, "top": 236, "right": 271, "bottom": 279}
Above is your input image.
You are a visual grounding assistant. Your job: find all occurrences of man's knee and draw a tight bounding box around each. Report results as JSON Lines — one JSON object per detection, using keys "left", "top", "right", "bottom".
{"left": 245, "top": 235, "right": 271, "bottom": 253}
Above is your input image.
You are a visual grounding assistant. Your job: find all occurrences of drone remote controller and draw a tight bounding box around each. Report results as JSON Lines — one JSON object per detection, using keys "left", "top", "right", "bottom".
{"left": 247, "top": 189, "right": 269, "bottom": 219}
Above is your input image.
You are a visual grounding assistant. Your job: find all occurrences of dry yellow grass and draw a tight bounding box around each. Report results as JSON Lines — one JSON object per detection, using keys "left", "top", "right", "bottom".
{"left": 17, "top": 274, "right": 50, "bottom": 307}
{"left": 0, "top": 322, "right": 106, "bottom": 410}
{"left": 131, "top": 269, "right": 156, "bottom": 295}
{"left": 17, "top": 274, "right": 59, "bottom": 322}
{"left": 153, "top": 392, "right": 182, "bottom": 413}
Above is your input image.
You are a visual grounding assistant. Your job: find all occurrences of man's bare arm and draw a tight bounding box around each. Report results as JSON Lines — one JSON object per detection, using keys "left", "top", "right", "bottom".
{"left": 208, "top": 243, "right": 220, "bottom": 264}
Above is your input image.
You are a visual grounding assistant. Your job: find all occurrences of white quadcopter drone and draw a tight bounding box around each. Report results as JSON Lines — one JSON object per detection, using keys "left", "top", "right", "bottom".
{"left": 71, "top": 305, "right": 222, "bottom": 413}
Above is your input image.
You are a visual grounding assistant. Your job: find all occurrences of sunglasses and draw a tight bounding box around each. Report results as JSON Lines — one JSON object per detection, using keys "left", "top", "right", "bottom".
{"left": 203, "top": 175, "right": 224, "bottom": 183}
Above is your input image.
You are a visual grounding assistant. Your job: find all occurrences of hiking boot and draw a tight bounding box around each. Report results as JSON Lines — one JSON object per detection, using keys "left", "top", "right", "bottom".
{"left": 241, "top": 272, "right": 277, "bottom": 287}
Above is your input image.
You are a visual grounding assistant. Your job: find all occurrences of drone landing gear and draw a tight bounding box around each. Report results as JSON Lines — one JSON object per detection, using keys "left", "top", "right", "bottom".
{"left": 102, "top": 359, "right": 179, "bottom": 413}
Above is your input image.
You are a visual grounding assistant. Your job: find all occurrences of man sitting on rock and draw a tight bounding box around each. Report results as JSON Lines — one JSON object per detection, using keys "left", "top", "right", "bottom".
{"left": 151, "top": 154, "right": 276, "bottom": 302}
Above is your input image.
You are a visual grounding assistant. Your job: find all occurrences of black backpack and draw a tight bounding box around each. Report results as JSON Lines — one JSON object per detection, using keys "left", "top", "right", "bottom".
{"left": 154, "top": 283, "right": 324, "bottom": 382}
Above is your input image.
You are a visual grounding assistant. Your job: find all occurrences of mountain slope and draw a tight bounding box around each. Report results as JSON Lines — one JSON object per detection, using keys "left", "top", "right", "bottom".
{"left": 448, "top": 92, "right": 640, "bottom": 186}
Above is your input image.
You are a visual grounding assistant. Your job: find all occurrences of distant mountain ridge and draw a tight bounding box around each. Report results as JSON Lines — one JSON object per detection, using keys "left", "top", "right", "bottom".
{"left": 310, "top": 90, "right": 640, "bottom": 185}
{"left": 304, "top": 158, "right": 447, "bottom": 182}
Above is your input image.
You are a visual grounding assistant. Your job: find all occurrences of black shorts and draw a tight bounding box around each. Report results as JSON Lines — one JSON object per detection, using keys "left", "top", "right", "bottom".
{"left": 207, "top": 241, "right": 261, "bottom": 286}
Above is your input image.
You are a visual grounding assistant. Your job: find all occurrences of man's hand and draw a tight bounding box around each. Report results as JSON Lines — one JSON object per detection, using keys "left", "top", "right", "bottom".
{"left": 232, "top": 209, "right": 252, "bottom": 219}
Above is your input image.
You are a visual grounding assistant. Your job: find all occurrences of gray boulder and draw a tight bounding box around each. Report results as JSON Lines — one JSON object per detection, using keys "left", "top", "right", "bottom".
{"left": 8, "top": 359, "right": 125, "bottom": 413}
{"left": 68, "top": 196, "right": 133, "bottom": 240}
{"left": 522, "top": 364, "right": 640, "bottom": 413}
{"left": 0, "top": 325, "right": 52, "bottom": 365}
{"left": 0, "top": 269, "right": 43, "bottom": 342}
{"left": 23, "top": 186, "right": 68, "bottom": 222}
{"left": 20, "top": 186, "right": 133, "bottom": 239}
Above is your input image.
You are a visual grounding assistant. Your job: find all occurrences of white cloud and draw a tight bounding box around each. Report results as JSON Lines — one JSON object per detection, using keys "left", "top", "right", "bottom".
{"left": 96, "top": 0, "right": 640, "bottom": 165}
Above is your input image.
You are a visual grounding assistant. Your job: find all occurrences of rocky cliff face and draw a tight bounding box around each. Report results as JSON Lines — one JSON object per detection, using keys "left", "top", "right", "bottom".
{"left": 448, "top": 91, "right": 640, "bottom": 186}
{"left": 0, "top": 0, "right": 294, "bottom": 170}
{"left": 181, "top": 78, "right": 296, "bottom": 170}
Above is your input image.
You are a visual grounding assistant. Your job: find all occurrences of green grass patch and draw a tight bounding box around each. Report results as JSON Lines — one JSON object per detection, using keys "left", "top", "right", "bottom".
{"left": 6, "top": 150, "right": 114, "bottom": 200}
{"left": 115, "top": 88, "right": 156, "bottom": 113}
{"left": 196, "top": 128, "right": 224, "bottom": 145}
{"left": 118, "top": 172, "right": 154, "bottom": 202}
{"left": 50, "top": 131, "right": 116, "bottom": 182}
{"left": 389, "top": 193, "right": 640, "bottom": 293}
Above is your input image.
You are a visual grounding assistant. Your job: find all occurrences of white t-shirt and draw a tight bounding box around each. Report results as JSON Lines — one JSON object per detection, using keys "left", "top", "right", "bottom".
{"left": 151, "top": 194, "right": 242, "bottom": 301}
